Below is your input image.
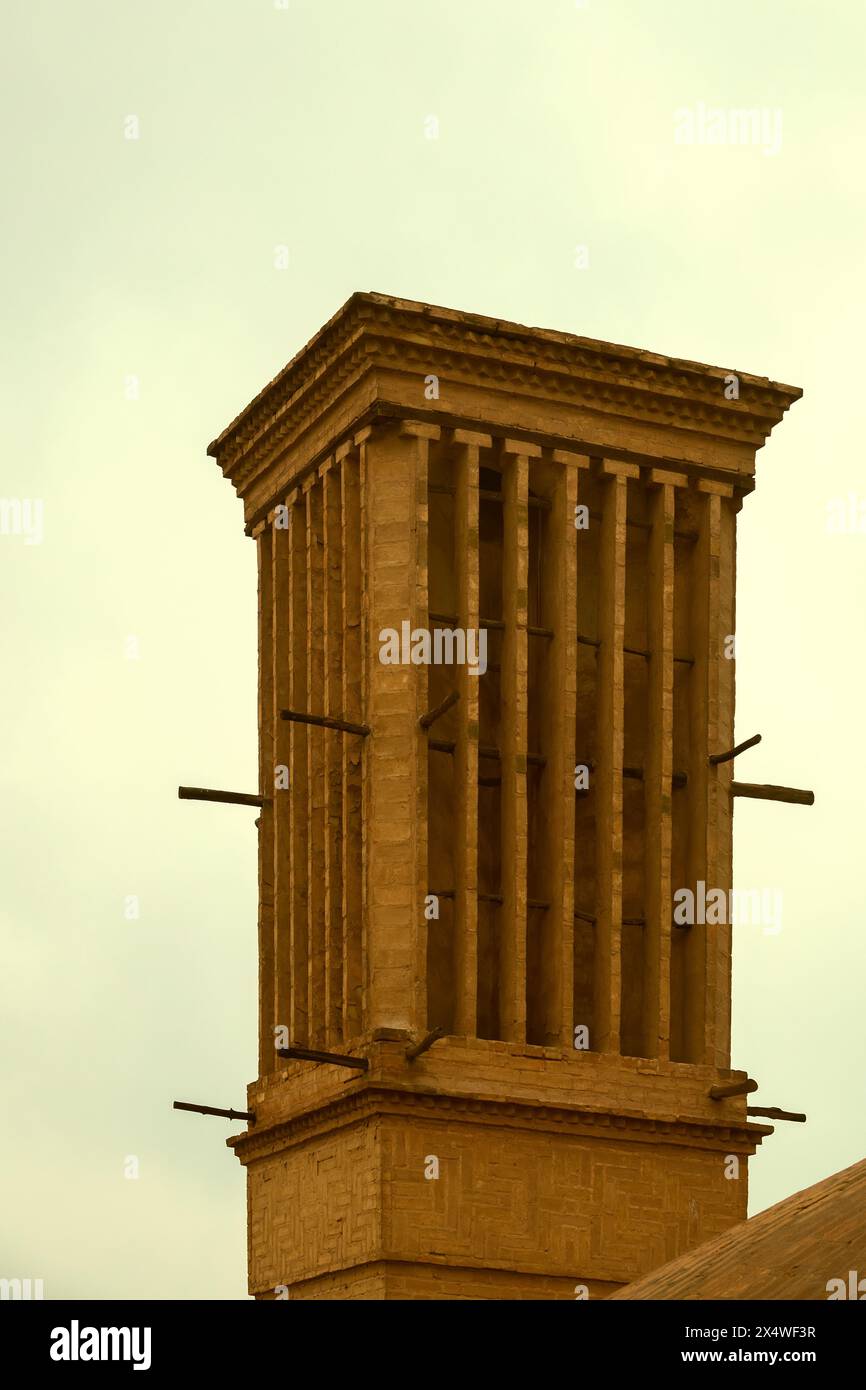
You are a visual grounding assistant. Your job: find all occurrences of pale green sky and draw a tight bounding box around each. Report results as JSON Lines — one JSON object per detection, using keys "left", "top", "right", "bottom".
{"left": 2, "top": 0, "right": 864, "bottom": 1298}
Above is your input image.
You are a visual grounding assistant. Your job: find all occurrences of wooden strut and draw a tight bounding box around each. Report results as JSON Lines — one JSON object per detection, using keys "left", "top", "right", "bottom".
{"left": 429, "top": 610, "right": 553, "bottom": 640}
{"left": 178, "top": 786, "right": 264, "bottom": 808}
{"left": 405, "top": 1026, "right": 445, "bottom": 1061}
{"left": 276, "top": 1045, "right": 369, "bottom": 1071}
{"left": 732, "top": 782, "right": 814, "bottom": 806}
{"left": 709, "top": 1078, "right": 759, "bottom": 1100}
{"left": 577, "top": 633, "right": 694, "bottom": 666}
{"left": 747, "top": 1106, "right": 807, "bottom": 1123}
{"left": 419, "top": 689, "right": 460, "bottom": 730}
{"left": 573, "top": 911, "right": 644, "bottom": 927}
{"left": 709, "top": 733, "right": 762, "bottom": 766}
{"left": 173, "top": 1100, "right": 255, "bottom": 1122}
{"left": 280, "top": 708, "right": 371, "bottom": 736}
{"left": 428, "top": 740, "right": 545, "bottom": 766}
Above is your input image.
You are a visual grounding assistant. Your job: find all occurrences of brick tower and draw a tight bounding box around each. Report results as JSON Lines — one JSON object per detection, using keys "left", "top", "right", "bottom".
{"left": 209, "top": 293, "right": 801, "bottom": 1300}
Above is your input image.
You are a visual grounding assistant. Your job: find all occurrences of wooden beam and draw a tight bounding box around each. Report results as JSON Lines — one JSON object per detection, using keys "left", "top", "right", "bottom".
{"left": 419, "top": 688, "right": 460, "bottom": 730}
{"left": 710, "top": 733, "right": 762, "bottom": 765}
{"left": 405, "top": 1025, "right": 445, "bottom": 1061}
{"left": 747, "top": 1106, "right": 807, "bottom": 1123}
{"left": 732, "top": 782, "right": 814, "bottom": 806}
{"left": 178, "top": 787, "right": 264, "bottom": 807}
{"left": 709, "top": 1078, "right": 758, "bottom": 1100}
{"left": 280, "top": 708, "right": 370, "bottom": 736}
{"left": 173, "top": 1101, "right": 255, "bottom": 1123}
{"left": 276, "top": 1045, "right": 368, "bottom": 1072}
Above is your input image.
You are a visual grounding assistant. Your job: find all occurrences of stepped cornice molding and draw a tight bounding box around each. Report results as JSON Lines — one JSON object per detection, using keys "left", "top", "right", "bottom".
{"left": 208, "top": 292, "right": 801, "bottom": 498}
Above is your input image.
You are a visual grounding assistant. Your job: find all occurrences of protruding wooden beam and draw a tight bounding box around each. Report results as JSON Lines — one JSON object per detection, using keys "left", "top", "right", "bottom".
{"left": 178, "top": 787, "right": 264, "bottom": 808}
{"left": 710, "top": 733, "right": 762, "bottom": 765}
{"left": 280, "top": 708, "right": 371, "bottom": 736}
{"left": 405, "top": 1026, "right": 445, "bottom": 1061}
{"left": 173, "top": 1101, "right": 255, "bottom": 1123}
{"left": 732, "top": 782, "right": 814, "bottom": 806}
{"left": 419, "top": 688, "right": 460, "bottom": 730}
{"left": 747, "top": 1106, "right": 807, "bottom": 1123}
{"left": 276, "top": 1045, "right": 368, "bottom": 1071}
{"left": 709, "top": 1077, "right": 759, "bottom": 1100}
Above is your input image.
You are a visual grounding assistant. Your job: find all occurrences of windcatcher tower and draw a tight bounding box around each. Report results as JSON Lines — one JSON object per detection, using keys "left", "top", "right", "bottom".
{"left": 209, "top": 294, "right": 801, "bottom": 1300}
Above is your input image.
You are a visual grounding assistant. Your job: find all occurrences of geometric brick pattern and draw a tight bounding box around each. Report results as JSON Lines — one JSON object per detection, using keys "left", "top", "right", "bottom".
{"left": 612, "top": 1155, "right": 866, "bottom": 1301}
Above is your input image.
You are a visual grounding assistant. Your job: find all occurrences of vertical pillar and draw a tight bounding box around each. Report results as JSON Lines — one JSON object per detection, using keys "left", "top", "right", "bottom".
{"left": 305, "top": 476, "right": 326, "bottom": 1046}
{"left": 321, "top": 458, "right": 344, "bottom": 1047}
{"left": 644, "top": 469, "right": 686, "bottom": 1059}
{"left": 714, "top": 488, "right": 737, "bottom": 1069}
{"left": 256, "top": 522, "right": 275, "bottom": 1073}
{"left": 452, "top": 429, "right": 487, "bottom": 1036}
{"left": 272, "top": 505, "right": 292, "bottom": 1065}
{"left": 364, "top": 421, "right": 437, "bottom": 1031}
{"left": 686, "top": 481, "right": 734, "bottom": 1063}
{"left": 550, "top": 450, "right": 587, "bottom": 1046}
{"left": 340, "top": 440, "right": 364, "bottom": 1040}
{"left": 594, "top": 460, "right": 636, "bottom": 1053}
{"left": 499, "top": 441, "right": 533, "bottom": 1042}
{"left": 288, "top": 488, "right": 309, "bottom": 1046}
{"left": 696, "top": 479, "right": 736, "bottom": 1067}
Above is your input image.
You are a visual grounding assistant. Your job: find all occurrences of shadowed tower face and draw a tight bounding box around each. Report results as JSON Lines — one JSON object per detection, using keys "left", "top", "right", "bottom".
{"left": 210, "top": 293, "right": 800, "bottom": 1301}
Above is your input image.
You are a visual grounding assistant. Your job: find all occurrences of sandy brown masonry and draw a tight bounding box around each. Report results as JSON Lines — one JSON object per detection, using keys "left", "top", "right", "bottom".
{"left": 203, "top": 293, "right": 805, "bottom": 1300}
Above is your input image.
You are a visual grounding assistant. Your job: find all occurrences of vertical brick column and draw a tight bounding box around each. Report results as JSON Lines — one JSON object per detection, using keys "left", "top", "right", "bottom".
{"left": 321, "top": 458, "right": 344, "bottom": 1047}
{"left": 594, "top": 461, "right": 635, "bottom": 1053}
{"left": 549, "top": 450, "right": 587, "bottom": 1046}
{"left": 304, "top": 477, "right": 326, "bottom": 1046}
{"left": 363, "top": 421, "right": 437, "bottom": 1032}
{"left": 287, "top": 487, "right": 309, "bottom": 1046}
{"left": 339, "top": 441, "right": 364, "bottom": 1041}
{"left": 271, "top": 506, "right": 292, "bottom": 1066}
{"left": 644, "top": 470, "right": 686, "bottom": 1059}
{"left": 686, "top": 481, "right": 734, "bottom": 1063}
{"left": 499, "top": 441, "right": 533, "bottom": 1043}
{"left": 452, "top": 429, "right": 486, "bottom": 1036}
{"left": 703, "top": 480, "right": 736, "bottom": 1068}
{"left": 256, "top": 524, "right": 275, "bottom": 1073}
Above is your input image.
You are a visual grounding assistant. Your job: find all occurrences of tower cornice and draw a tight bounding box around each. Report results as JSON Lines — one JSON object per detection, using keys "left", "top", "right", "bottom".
{"left": 207, "top": 292, "right": 801, "bottom": 520}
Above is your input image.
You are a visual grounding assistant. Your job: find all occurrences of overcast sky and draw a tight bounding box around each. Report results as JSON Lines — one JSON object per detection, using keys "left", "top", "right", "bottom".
{"left": 2, "top": 0, "right": 864, "bottom": 1298}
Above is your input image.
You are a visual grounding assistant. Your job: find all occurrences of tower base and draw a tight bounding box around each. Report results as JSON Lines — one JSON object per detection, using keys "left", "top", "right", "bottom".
{"left": 228, "top": 1034, "right": 769, "bottom": 1301}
